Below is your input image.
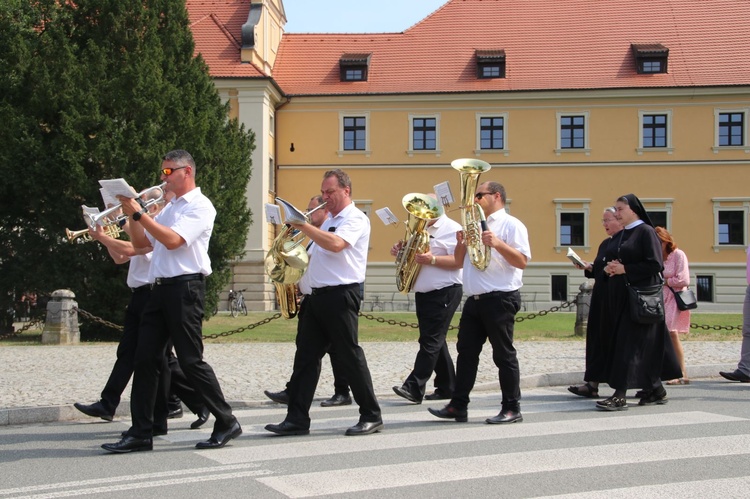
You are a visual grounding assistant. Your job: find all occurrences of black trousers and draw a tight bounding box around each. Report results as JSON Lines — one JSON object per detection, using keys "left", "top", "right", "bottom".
{"left": 285, "top": 342, "right": 350, "bottom": 396}
{"left": 286, "top": 283, "right": 380, "bottom": 428}
{"left": 401, "top": 284, "right": 461, "bottom": 398}
{"left": 130, "top": 279, "right": 234, "bottom": 438}
{"left": 167, "top": 349, "right": 207, "bottom": 415}
{"left": 451, "top": 290, "right": 522, "bottom": 412}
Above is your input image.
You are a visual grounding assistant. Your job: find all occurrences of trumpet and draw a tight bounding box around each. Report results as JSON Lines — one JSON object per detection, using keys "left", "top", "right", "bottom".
{"left": 83, "top": 182, "right": 167, "bottom": 229}
{"left": 65, "top": 224, "right": 122, "bottom": 243}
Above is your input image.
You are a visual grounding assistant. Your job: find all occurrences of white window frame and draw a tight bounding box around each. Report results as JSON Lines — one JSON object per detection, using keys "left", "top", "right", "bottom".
{"left": 554, "top": 198, "right": 591, "bottom": 253}
{"left": 712, "top": 108, "right": 750, "bottom": 153}
{"left": 637, "top": 110, "right": 673, "bottom": 154}
{"left": 407, "top": 113, "right": 441, "bottom": 156}
{"left": 712, "top": 197, "right": 750, "bottom": 251}
{"left": 555, "top": 112, "right": 590, "bottom": 155}
{"left": 640, "top": 198, "right": 673, "bottom": 231}
{"left": 338, "top": 112, "right": 371, "bottom": 158}
{"left": 474, "top": 112, "right": 510, "bottom": 156}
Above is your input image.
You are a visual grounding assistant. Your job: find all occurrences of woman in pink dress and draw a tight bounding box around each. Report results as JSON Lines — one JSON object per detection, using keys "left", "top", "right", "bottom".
{"left": 655, "top": 227, "right": 692, "bottom": 385}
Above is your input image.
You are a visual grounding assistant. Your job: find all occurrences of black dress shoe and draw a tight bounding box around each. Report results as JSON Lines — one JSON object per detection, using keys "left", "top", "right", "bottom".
{"left": 720, "top": 369, "right": 750, "bottom": 382}
{"left": 345, "top": 420, "right": 383, "bottom": 436}
{"left": 392, "top": 385, "right": 421, "bottom": 404}
{"left": 190, "top": 406, "right": 210, "bottom": 429}
{"left": 424, "top": 390, "right": 451, "bottom": 401}
{"left": 427, "top": 405, "right": 468, "bottom": 422}
{"left": 264, "top": 389, "right": 289, "bottom": 405}
{"left": 264, "top": 420, "right": 310, "bottom": 436}
{"left": 195, "top": 420, "right": 242, "bottom": 449}
{"left": 74, "top": 401, "right": 114, "bottom": 422}
{"left": 320, "top": 393, "right": 352, "bottom": 407}
{"left": 167, "top": 406, "right": 183, "bottom": 419}
{"left": 486, "top": 409, "right": 523, "bottom": 424}
{"left": 101, "top": 436, "right": 153, "bottom": 453}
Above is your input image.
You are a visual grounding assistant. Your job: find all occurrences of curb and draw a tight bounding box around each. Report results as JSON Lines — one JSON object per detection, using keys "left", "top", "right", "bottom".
{"left": 1, "top": 363, "right": 735, "bottom": 427}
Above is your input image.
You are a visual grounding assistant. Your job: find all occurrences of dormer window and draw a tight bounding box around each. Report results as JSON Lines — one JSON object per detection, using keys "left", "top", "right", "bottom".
{"left": 632, "top": 44, "right": 669, "bottom": 74}
{"left": 339, "top": 53, "right": 371, "bottom": 82}
{"left": 476, "top": 50, "right": 506, "bottom": 79}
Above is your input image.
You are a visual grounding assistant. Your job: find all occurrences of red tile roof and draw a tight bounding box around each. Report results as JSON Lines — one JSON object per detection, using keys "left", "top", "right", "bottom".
{"left": 189, "top": 0, "right": 750, "bottom": 94}
{"left": 187, "top": 0, "right": 267, "bottom": 78}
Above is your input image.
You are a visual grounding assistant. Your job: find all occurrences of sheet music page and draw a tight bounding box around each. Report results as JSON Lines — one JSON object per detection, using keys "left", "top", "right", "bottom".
{"left": 434, "top": 181, "right": 454, "bottom": 207}
{"left": 98, "top": 178, "right": 137, "bottom": 199}
{"left": 99, "top": 188, "right": 118, "bottom": 208}
{"left": 375, "top": 207, "right": 399, "bottom": 226}
{"left": 265, "top": 203, "right": 282, "bottom": 225}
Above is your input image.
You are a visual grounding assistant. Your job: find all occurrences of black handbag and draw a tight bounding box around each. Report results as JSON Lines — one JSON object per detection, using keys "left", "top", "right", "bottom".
{"left": 626, "top": 275, "right": 665, "bottom": 324}
{"left": 669, "top": 286, "right": 698, "bottom": 311}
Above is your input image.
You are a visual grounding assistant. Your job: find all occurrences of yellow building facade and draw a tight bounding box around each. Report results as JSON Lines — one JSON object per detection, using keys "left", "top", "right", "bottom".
{"left": 193, "top": 0, "right": 750, "bottom": 312}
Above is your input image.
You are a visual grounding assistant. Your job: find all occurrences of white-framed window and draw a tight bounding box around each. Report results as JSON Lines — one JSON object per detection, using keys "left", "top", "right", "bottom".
{"left": 408, "top": 113, "right": 441, "bottom": 156}
{"left": 269, "top": 111, "right": 275, "bottom": 137}
{"left": 637, "top": 110, "right": 673, "bottom": 154}
{"left": 554, "top": 198, "right": 591, "bottom": 252}
{"left": 640, "top": 198, "right": 673, "bottom": 231}
{"left": 712, "top": 197, "right": 750, "bottom": 251}
{"left": 713, "top": 109, "right": 750, "bottom": 153}
{"left": 338, "top": 112, "right": 370, "bottom": 157}
{"left": 555, "top": 112, "right": 590, "bottom": 155}
{"left": 474, "top": 112, "right": 509, "bottom": 156}
{"left": 353, "top": 199, "right": 372, "bottom": 218}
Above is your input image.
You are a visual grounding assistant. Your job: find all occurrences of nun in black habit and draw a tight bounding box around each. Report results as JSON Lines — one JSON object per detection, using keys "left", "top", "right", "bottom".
{"left": 596, "top": 193, "right": 681, "bottom": 411}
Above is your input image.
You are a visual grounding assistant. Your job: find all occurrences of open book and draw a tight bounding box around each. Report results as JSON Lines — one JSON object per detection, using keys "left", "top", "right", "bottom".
{"left": 566, "top": 247, "right": 587, "bottom": 268}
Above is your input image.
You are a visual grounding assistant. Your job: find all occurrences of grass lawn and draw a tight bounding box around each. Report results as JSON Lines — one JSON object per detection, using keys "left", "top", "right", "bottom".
{"left": 4, "top": 312, "right": 742, "bottom": 345}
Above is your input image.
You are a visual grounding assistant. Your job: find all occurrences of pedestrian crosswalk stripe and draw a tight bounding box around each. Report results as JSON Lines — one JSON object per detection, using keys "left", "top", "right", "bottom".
{"left": 204, "top": 411, "right": 743, "bottom": 465}
{"left": 256, "top": 433, "right": 750, "bottom": 497}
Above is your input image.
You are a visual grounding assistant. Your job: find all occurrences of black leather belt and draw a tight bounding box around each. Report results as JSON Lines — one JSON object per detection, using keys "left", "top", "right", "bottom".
{"left": 311, "top": 283, "right": 360, "bottom": 295}
{"left": 153, "top": 273, "right": 204, "bottom": 286}
{"left": 130, "top": 284, "right": 151, "bottom": 293}
{"left": 472, "top": 290, "right": 516, "bottom": 300}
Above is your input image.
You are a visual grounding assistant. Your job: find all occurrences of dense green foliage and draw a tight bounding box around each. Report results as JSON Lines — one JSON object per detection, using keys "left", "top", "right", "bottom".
{"left": 0, "top": 0, "right": 254, "bottom": 337}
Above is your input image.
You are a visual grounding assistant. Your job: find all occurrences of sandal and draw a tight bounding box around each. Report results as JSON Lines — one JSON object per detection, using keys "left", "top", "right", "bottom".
{"left": 567, "top": 382, "right": 599, "bottom": 399}
{"left": 666, "top": 378, "right": 690, "bottom": 385}
{"left": 596, "top": 396, "right": 628, "bottom": 411}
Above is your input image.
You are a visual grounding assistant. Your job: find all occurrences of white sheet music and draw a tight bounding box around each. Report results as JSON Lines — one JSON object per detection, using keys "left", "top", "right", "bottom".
{"left": 265, "top": 203, "right": 282, "bottom": 225}
{"left": 99, "top": 188, "right": 118, "bottom": 208}
{"left": 98, "top": 178, "right": 137, "bottom": 199}
{"left": 375, "top": 207, "right": 399, "bottom": 226}
{"left": 434, "top": 181, "right": 454, "bottom": 206}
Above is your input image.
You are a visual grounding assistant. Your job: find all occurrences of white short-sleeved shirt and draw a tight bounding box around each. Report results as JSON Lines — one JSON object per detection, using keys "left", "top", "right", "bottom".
{"left": 305, "top": 202, "right": 369, "bottom": 287}
{"left": 148, "top": 187, "right": 215, "bottom": 281}
{"left": 462, "top": 208, "right": 531, "bottom": 295}
{"left": 412, "top": 215, "right": 463, "bottom": 293}
{"left": 126, "top": 253, "right": 152, "bottom": 288}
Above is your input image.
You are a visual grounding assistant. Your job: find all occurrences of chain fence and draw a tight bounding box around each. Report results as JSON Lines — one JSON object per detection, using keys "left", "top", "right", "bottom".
{"left": 2, "top": 301, "right": 743, "bottom": 341}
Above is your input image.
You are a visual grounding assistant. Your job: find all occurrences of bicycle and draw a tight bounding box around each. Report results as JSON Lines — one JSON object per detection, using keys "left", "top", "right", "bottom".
{"left": 228, "top": 289, "right": 248, "bottom": 317}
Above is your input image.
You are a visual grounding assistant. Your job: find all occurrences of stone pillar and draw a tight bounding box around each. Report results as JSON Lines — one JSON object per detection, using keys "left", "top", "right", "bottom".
{"left": 574, "top": 279, "right": 594, "bottom": 337}
{"left": 41, "top": 289, "right": 80, "bottom": 345}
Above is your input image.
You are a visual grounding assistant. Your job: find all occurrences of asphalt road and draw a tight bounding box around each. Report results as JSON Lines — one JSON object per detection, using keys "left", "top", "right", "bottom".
{"left": 1, "top": 380, "right": 749, "bottom": 498}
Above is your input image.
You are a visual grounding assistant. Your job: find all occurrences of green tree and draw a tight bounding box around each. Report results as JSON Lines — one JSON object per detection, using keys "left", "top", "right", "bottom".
{"left": 0, "top": 0, "right": 253, "bottom": 337}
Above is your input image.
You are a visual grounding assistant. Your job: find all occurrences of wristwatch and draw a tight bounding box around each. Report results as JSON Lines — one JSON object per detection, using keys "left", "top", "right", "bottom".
{"left": 132, "top": 208, "right": 147, "bottom": 221}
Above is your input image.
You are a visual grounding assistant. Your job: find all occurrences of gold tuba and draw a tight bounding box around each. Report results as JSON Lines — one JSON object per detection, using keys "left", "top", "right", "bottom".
{"left": 264, "top": 197, "right": 327, "bottom": 319}
{"left": 452, "top": 158, "right": 492, "bottom": 270}
{"left": 395, "top": 193, "right": 444, "bottom": 293}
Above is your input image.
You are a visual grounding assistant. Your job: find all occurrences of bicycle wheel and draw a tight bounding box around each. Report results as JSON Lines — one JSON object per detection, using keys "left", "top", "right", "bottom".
{"left": 240, "top": 299, "right": 248, "bottom": 316}
{"left": 230, "top": 301, "right": 239, "bottom": 317}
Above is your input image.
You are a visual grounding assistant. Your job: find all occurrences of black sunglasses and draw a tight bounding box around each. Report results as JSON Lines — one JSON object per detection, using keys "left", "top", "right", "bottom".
{"left": 474, "top": 192, "right": 494, "bottom": 200}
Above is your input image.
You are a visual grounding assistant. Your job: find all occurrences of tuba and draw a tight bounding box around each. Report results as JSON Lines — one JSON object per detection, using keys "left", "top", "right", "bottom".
{"left": 264, "top": 197, "right": 327, "bottom": 319}
{"left": 452, "top": 158, "right": 492, "bottom": 270}
{"left": 395, "top": 193, "right": 444, "bottom": 293}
